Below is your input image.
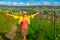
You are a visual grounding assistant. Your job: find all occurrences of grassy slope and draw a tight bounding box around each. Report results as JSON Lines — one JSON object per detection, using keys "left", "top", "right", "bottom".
{"left": 0, "top": 10, "right": 60, "bottom": 40}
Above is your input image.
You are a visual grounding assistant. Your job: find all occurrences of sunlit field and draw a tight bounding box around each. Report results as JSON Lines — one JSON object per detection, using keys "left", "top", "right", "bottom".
{"left": 0, "top": 7, "right": 60, "bottom": 40}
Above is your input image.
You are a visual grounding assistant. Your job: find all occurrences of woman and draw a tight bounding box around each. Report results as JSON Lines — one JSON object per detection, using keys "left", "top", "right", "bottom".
{"left": 6, "top": 11, "right": 39, "bottom": 40}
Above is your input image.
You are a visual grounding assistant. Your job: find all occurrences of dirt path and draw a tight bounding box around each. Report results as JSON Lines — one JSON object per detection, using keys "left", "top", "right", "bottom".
{"left": 6, "top": 23, "right": 17, "bottom": 40}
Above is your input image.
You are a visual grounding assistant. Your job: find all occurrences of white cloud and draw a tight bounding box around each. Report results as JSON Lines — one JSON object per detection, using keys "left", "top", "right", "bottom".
{"left": 13, "top": 2, "right": 18, "bottom": 6}
{"left": 54, "top": 2, "right": 58, "bottom": 4}
{"left": 0, "top": 1, "right": 12, "bottom": 5}
{"left": 26, "top": 3, "right": 30, "bottom": 6}
{"left": 0, "top": 1, "right": 60, "bottom": 6}
{"left": 6, "top": 1, "right": 12, "bottom": 5}
{"left": 18, "top": 2, "right": 25, "bottom": 6}
{"left": 30, "top": 3, "right": 41, "bottom": 6}
{"left": 0, "top": 2, "right": 6, "bottom": 5}
{"left": 43, "top": 1, "right": 50, "bottom": 5}
{"left": 54, "top": 2, "right": 60, "bottom": 6}
{"left": 19, "top": 2, "right": 25, "bottom": 5}
{"left": 0, "top": 1, "right": 41, "bottom": 6}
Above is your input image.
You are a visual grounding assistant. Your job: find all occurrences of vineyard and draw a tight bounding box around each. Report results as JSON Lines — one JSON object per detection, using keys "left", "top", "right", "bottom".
{"left": 0, "top": 7, "right": 60, "bottom": 40}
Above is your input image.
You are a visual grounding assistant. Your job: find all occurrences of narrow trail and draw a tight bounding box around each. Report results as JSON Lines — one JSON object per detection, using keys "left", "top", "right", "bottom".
{"left": 6, "top": 23, "right": 17, "bottom": 40}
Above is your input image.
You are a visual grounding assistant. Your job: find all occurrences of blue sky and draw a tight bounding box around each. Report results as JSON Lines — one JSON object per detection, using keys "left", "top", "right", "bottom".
{"left": 0, "top": 0, "right": 60, "bottom": 6}
{"left": 0, "top": 0, "right": 60, "bottom": 2}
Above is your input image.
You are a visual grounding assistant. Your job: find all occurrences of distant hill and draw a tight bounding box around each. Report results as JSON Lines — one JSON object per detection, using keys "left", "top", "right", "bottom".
{"left": 0, "top": 5, "right": 60, "bottom": 10}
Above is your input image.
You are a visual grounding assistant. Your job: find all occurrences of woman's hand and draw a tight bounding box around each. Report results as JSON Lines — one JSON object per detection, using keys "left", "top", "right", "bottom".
{"left": 6, "top": 13, "right": 14, "bottom": 17}
{"left": 36, "top": 12, "right": 39, "bottom": 15}
{"left": 33, "top": 12, "right": 39, "bottom": 16}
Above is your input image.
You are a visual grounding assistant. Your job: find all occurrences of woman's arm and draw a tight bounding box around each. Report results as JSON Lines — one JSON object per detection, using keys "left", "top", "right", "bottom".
{"left": 33, "top": 12, "right": 39, "bottom": 16}
{"left": 6, "top": 13, "right": 19, "bottom": 19}
{"left": 6, "top": 13, "right": 14, "bottom": 17}
{"left": 30, "top": 12, "right": 39, "bottom": 18}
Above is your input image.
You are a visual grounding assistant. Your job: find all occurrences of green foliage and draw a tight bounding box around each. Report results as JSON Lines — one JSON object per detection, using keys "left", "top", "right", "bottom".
{"left": 0, "top": 8, "right": 60, "bottom": 40}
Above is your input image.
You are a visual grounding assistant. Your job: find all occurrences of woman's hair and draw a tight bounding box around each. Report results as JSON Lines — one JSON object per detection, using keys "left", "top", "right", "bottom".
{"left": 22, "top": 11, "right": 27, "bottom": 13}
